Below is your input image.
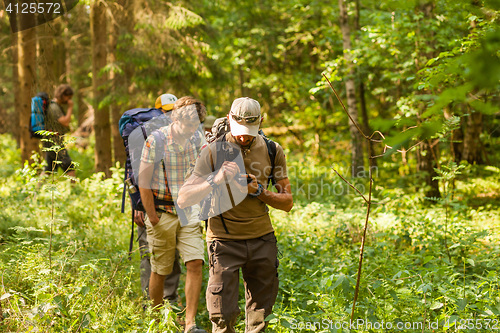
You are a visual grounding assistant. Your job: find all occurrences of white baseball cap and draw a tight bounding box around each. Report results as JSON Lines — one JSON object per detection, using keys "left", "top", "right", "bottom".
{"left": 228, "top": 97, "right": 261, "bottom": 137}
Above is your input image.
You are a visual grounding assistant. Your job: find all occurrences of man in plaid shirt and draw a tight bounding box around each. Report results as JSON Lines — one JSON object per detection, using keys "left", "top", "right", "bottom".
{"left": 139, "top": 96, "right": 208, "bottom": 333}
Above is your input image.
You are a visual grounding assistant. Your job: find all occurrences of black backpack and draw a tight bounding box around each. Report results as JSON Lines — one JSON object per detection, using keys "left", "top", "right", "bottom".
{"left": 118, "top": 108, "right": 175, "bottom": 213}
{"left": 199, "top": 123, "right": 278, "bottom": 233}
{"left": 118, "top": 108, "right": 175, "bottom": 257}
{"left": 206, "top": 117, "right": 277, "bottom": 187}
{"left": 118, "top": 107, "right": 205, "bottom": 255}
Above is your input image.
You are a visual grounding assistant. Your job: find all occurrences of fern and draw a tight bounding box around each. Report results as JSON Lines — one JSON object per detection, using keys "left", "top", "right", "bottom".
{"left": 165, "top": 4, "right": 204, "bottom": 30}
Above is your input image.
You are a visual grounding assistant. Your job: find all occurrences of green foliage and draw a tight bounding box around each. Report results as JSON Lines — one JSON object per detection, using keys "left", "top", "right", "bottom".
{"left": 0, "top": 145, "right": 183, "bottom": 331}
{"left": 1, "top": 132, "right": 500, "bottom": 332}
{"left": 2, "top": 0, "right": 500, "bottom": 330}
{"left": 268, "top": 171, "right": 500, "bottom": 332}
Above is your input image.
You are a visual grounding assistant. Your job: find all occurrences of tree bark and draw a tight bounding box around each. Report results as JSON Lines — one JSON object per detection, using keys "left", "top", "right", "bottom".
{"left": 417, "top": 141, "right": 440, "bottom": 198}
{"left": 37, "top": 23, "right": 56, "bottom": 94}
{"left": 122, "top": 0, "right": 138, "bottom": 107}
{"left": 9, "top": 13, "right": 20, "bottom": 141}
{"left": 354, "top": 0, "right": 375, "bottom": 170}
{"left": 52, "top": 21, "right": 66, "bottom": 82}
{"left": 18, "top": 14, "right": 39, "bottom": 164}
{"left": 338, "top": 0, "right": 364, "bottom": 177}
{"left": 415, "top": 1, "right": 440, "bottom": 198}
{"left": 462, "top": 111, "right": 484, "bottom": 164}
{"left": 359, "top": 81, "right": 376, "bottom": 170}
{"left": 109, "top": 0, "right": 127, "bottom": 166}
{"left": 91, "top": 0, "right": 112, "bottom": 176}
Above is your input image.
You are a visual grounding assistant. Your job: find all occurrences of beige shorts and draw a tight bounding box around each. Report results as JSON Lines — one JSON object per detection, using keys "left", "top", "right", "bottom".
{"left": 144, "top": 207, "right": 204, "bottom": 276}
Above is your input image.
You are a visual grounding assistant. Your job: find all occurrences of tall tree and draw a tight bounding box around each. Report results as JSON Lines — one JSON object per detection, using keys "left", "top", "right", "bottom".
{"left": 338, "top": 0, "right": 364, "bottom": 176}
{"left": 18, "top": 14, "right": 39, "bottom": 163}
{"left": 108, "top": 0, "right": 134, "bottom": 166}
{"left": 37, "top": 23, "right": 56, "bottom": 94}
{"left": 91, "top": 0, "right": 112, "bottom": 176}
{"left": 11, "top": 12, "right": 20, "bottom": 142}
{"left": 462, "top": 110, "right": 484, "bottom": 164}
{"left": 354, "top": 0, "right": 376, "bottom": 169}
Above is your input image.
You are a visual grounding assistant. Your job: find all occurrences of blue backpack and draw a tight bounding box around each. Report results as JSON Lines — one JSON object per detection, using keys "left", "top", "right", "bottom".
{"left": 118, "top": 108, "right": 174, "bottom": 213}
{"left": 30, "top": 92, "right": 50, "bottom": 138}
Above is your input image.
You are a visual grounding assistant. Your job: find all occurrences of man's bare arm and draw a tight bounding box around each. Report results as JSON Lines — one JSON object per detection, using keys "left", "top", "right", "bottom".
{"left": 57, "top": 99, "right": 73, "bottom": 127}
{"left": 252, "top": 178, "right": 293, "bottom": 212}
{"left": 138, "top": 161, "right": 160, "bottom": 225}
{"left": 177, "top": 175, "right": 212, "bottom": 209}
{"left": 177, "top": 161, "right": 239, "bottom": 209}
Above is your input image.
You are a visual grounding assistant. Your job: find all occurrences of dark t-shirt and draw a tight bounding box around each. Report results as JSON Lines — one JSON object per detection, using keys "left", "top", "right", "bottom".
{"left": 193, "top": 134, "right": 288, "bottom": 241}
{"left": 45, "top": 101, "right": 69, "bottom": 134}
{"left": 44, "top": 101, "right": 69, "bottom": 146}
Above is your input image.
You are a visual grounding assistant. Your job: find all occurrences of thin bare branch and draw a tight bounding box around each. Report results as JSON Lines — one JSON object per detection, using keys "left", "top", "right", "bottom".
{"left": 368, "top": 130, "right": 385, "bottom": 142}
{"left": 332, "top": 168, "right": 368, "bottom": 203}
{"left": 351, "top": 177, "right": 373, "bottom": 320}
{"left": 323, "top": 73, "right": 369, "bottom": 139}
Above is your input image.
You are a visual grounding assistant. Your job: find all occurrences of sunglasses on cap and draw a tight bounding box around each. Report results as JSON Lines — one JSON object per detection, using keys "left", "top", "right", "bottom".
{"left": 230, "top": 113, "right": 261, "bottom": 124}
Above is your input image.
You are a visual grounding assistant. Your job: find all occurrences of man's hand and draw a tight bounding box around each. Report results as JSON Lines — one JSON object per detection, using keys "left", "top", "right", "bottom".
{"left": 67, "top": 99, "right": 74, "bottom": 108}
{"left": 247, "top": 174, "right": 259, "bottom": 195}
{"left": 134, "top": 210, "right": 145, "bottom": 227}
{"left": 214, "top": 161, "right": 239, "bottom": 184}
{"left": 149, "top": 213, "right": 160, "bottom": 226}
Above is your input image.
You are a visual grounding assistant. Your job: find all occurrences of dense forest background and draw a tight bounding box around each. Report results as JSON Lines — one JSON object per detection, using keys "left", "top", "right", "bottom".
{"left": 0, "top": 0, "right": 499, "bottom": 332}
{"left": 1, "top": 0, "right": 499, "bottom": 183}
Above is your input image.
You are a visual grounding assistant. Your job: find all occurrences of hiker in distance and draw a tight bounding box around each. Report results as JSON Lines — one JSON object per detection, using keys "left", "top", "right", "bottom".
{"left": 138, "top": 96, "right": 208, "bottom": 333}
{"left": 42, "top": 84, "right": 76, "bottom": 177}
{"left": 133, "top": 94, "right": 183, "bottom": 307}
{"left": 177, "top": 97, "right": 293, "bottom": 333}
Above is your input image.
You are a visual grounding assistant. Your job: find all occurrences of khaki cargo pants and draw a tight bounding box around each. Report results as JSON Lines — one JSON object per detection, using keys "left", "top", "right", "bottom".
{"left": 206, "top": 233, "right": 279, "bottom": 333}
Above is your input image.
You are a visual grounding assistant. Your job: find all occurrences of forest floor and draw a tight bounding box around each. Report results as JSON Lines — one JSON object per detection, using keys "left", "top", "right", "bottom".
{"left": 0, "top": 134, "right": 499, "bottom": 332}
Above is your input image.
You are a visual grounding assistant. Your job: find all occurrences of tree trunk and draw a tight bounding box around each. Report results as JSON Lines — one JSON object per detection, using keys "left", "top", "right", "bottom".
{"left": 9, "top": 13, "right": 20, "bottom": 142}
{"left": 354, "top": 0, "right": 375, "bottom": 170}
{"left": 91, "top": 0, "right": 112, "bottom": 176}
{"left": 18, "top": 15, "right": 39, "bottom": 164}
{"left": 109, "top": 0, "right": 127, "bottom": 166}
{"left": 52, "top": 21, "right": 66, "bottom": 82}
{"left": 415, "top": 1, "right": 440, "bottom": 198}
{"left": 37, "top": 23, "right": 56, "bottom": 94}
{"left": 417, "top": 141, "right": 440, "bottom": 198}
{"left": 338, "top": 0, "right": 364, "bottom": 177}
{"left": 359, "top": 81, "right": 376, "bottom": 170}
{"left": 74, "top": 50, "right": 87, "bottom": 128}
{"left": 122, "top": 0, "right": 138, "bottom": 107}
{"left": 462, "top": 111, "right": 484, "bottom": 164}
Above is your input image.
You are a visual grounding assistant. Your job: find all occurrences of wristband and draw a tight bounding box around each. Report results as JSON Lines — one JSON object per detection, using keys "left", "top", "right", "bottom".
{"left": 206, "top": 174, "right": 217, "bottom": 189}
{"left": 249, "top": 183, "right": 264, "bottom": 197}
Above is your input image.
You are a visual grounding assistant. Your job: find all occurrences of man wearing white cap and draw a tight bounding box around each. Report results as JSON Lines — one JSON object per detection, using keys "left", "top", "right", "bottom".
{"left": 178, "top": 97, "right": 293, "bottom": 333}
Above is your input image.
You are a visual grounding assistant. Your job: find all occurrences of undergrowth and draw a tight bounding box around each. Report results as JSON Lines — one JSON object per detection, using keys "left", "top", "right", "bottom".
{"left": 0, "top": 134, "right": 499, "bottom": 332}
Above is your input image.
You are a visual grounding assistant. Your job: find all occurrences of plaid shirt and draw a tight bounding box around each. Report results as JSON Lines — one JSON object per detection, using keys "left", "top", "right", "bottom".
{"left": 141, "top": 125, "right": 202, "bottom": 214}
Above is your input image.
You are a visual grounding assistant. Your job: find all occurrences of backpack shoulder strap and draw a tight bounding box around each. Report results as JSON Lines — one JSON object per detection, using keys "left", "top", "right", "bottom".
{"left": 211, "top": 133, "right": 228, "bottom": 172}
{"left": 150, "top": 129, "right": 175, "bottom": 207}
{"left": 262, "top": 135, "right": 277, "bottom": 187}
{"left": 151, "top": 129, "right": 165, "bottom": 160}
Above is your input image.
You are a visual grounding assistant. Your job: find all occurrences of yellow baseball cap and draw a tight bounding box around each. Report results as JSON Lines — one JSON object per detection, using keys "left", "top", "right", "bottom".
{"left": 155, "top": 93, "right": 178, "bottom": 111}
